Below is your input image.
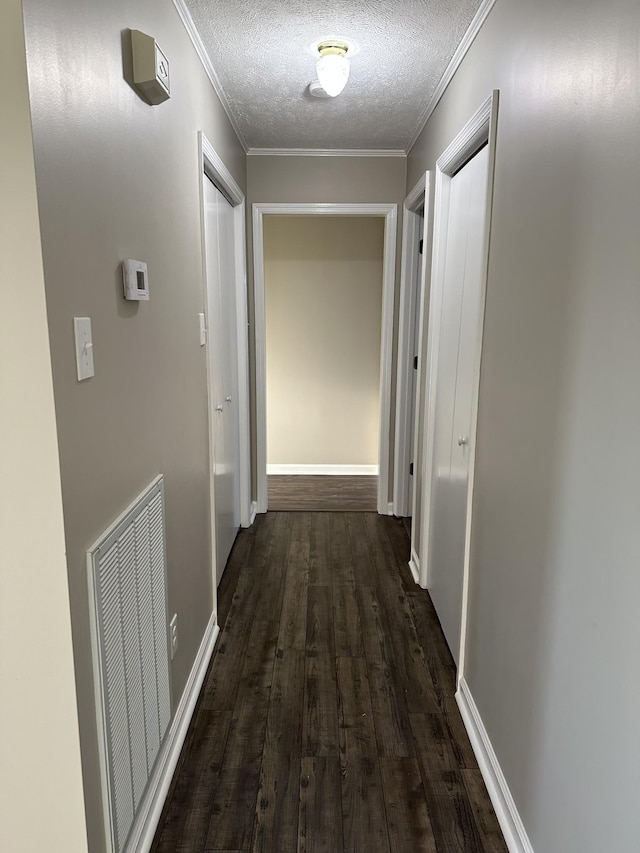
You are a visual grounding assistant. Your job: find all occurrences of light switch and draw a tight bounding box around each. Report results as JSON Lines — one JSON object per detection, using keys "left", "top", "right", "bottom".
{"left": 74, "top": 317, "right": 95, "bottom": 381}
{"left": 199, "top": 312, "right": 207, "bottom": 346}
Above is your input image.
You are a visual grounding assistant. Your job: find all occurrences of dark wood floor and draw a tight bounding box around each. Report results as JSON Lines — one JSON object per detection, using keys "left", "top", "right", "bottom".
{"left": 151, "top": 512, "right": 507, "bottom": 853}
{"left": 268, "top": 476, "right": 378, "bottom": 512}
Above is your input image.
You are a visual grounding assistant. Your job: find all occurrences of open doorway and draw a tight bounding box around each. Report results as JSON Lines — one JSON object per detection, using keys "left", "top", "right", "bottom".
{"left": 264, "top": 215, "right": 383, "bottom": 511}
{"left": 252, "top": 203, "right": 397, "bottom": 514}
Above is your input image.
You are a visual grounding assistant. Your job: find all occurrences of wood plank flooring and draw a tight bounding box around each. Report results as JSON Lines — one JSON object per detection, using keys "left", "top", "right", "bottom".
{"left": 151, "top": 512, "right": 507, "bottom": 853}
{"left": 268, "top": 476, "right": 377, "bottom": 512}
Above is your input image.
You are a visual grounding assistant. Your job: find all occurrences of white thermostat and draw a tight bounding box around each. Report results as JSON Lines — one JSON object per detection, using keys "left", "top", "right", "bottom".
{"left": 122, "top": 259, "right": 149, "bottom": 301}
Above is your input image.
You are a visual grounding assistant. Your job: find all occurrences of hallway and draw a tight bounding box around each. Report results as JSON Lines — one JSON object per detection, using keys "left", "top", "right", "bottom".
{"left": 151, "top": 512, "right": 507, "bottom": 852}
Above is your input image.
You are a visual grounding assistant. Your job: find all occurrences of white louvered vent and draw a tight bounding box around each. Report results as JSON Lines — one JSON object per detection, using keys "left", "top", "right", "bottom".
{"left": 88, "top": 476, "right": 171, "bottom": 853}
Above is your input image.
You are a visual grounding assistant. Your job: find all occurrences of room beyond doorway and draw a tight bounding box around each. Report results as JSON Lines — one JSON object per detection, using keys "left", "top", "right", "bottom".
{"left": 252, "top": 203, "right": 398, "bottom": 515}
{"left": 265, "top": 215, "right": 383, "bottom": 513}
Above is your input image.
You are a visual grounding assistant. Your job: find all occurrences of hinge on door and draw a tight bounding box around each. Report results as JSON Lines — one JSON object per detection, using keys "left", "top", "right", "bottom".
{"left": 413, "top": 355, "right": 418, "bottom": 370}
{"left": 409, "top": 462, "right": 414, "bottom": 476}
{"left": 419, "top": 239, "right": 424, "bottom": 255}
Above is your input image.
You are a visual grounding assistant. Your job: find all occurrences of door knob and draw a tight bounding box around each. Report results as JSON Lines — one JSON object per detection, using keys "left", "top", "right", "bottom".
{"left": 216, "top": 404, "right": 224, "bottom": 412}
{"left": 225, "top": 396, "right": 232, "bottom": 403}
{"left": 457, "top": 436, "right": 469, "bottom": 447}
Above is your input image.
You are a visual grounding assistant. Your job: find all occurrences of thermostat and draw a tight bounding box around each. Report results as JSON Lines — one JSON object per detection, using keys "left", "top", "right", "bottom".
{"left": 122, "top": 259, "right": 149, "bottom": 301}
{"left": 130, "top": 30, "right": 170, "bottom": 105}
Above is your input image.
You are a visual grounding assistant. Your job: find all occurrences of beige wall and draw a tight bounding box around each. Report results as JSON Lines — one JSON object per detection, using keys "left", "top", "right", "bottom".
{"left": 248, "top": 154, "right": 406, "bottom": 205}
{"left": 409, "top": 0, "right": 640, "bottom": 850}
{"left": 0, "top": 1, "right": 87, "bottom": 849}
{"left": 21, "top": 0, "right": 245, "bottom": 849}
{"left": 247, "top": 155, "right": 407, "bottom": 497}
{"left": 265, "top": 216, "right": 384, "bottom": 466}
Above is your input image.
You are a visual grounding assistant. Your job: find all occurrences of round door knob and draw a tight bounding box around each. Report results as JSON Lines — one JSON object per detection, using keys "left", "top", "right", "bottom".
{"left": 225, "top": 396, "right": 232, "bottom": 403}
{"left": 216, "top": 404, "right": 224, "bottom": 412}
{"left": 457, "top": 436, "right": 469, "bottom": 447}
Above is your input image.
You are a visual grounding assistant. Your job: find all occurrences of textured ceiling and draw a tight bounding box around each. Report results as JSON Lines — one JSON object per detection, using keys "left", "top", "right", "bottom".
{"left": 182, "top": 0, "right": 484, "bottom": 151}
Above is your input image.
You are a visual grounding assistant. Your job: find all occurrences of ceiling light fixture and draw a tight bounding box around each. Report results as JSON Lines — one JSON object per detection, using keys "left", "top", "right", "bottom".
{"left": 316, "top": 40, "right": 351, "bottom": 97}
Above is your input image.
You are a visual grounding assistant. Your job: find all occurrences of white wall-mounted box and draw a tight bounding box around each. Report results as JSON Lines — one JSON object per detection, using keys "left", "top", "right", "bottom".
{"left": 130, "top": 29, "right": 170, "bottom": 105}
{"left": 122, "top": 259, "right": 149, "bottom": 301}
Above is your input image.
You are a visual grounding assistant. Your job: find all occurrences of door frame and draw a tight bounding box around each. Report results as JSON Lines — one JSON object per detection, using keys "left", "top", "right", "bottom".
{"left": 393, "top": 172, "right": 431, "bottom": 531}
{"left": 199, "top": 132, "right": 252, "bottom": 599}
{"left": 252, "top": 202, "right": 398, "bottom": 515}
{"left": 418, "top": 92, "right": 499, "bottom": 681}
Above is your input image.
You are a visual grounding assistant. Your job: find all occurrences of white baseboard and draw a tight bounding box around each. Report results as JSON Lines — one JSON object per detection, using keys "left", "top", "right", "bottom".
{"left": 456, "top": 678, "right": 534, "bottom": 853}
{"left": 408, "top": 550, "right": 420, "bottom": 585}
{"left": 267, "top": 464, "right": 379, "bottom": 476}
{"left": 386, "top": 501, "right": 394, "bottom": 516}
{"left": 126, "top": 613, "right": 219, "bottom": 853}
{"left": 248, "top": 500, "right": 257, "bottom": 526}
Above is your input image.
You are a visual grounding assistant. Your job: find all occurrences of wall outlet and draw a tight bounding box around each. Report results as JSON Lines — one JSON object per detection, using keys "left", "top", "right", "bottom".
{"left": 169, "top": 614, "right": 178, "bottom": 660}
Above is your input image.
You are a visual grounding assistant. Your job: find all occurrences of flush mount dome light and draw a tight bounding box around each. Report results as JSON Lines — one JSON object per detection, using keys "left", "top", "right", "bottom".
{"left": 316, "top": 39, "right": 351, "bottom": 97}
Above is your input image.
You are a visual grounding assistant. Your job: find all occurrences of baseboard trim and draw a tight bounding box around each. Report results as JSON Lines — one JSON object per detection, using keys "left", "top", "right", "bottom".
{"left": 456, "top": 678, "right": 534, "bottom": 853}
{"left": 408, "top": 551, "right": 420, "bottom": 585}
{"left": 126, "top": 613, "right": 219, "bottom": 853}
{"left": 267, "top": 464, "right": 379, "bottom": 476}
{"left": 248, "top": 501, "right": 257, "bottom": 526}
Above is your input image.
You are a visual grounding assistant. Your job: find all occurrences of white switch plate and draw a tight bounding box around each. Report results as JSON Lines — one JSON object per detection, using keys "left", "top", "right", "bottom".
{"left": 169, "top": 613, "right": 178, "bottom": 660}
{"left": 73, "top": 317, "right": 94, "bottom": 381}
{"left": 199, "top": 312, "right": 207, "bottom": 346}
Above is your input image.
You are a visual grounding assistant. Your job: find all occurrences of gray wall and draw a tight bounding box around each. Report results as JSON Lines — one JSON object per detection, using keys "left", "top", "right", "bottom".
{"left": 22, "top": 0, "right": 245, "bottom": 849}
{"left": 409, "top": 0, "right": 640, "bottom": 850}
{"left": 247, "top": 154, "right": 407, "bottom": 500}
{"left": 0, "top": 1, "right": 87, "bottom": 848}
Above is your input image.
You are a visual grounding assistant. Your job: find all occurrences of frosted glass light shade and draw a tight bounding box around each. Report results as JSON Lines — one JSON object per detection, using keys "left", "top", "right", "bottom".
{"left": 316, "top": 53, "right": 350, "bottom": 97}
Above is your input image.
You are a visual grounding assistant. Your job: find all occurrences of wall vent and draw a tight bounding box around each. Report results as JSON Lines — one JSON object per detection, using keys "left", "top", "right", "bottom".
{"left": 88, "top": 476, "right": 171, "bottom": 853}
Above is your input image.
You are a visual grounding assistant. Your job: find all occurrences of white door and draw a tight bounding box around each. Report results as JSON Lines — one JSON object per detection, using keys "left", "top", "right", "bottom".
{"left": 429, "top": 144, "right": 489, "bottom": 663}
{"left": 204, "top": 176, "right": 241, "bottom": 584}
{"left": 407, "top": 209, "right": 425, "bottom": 516}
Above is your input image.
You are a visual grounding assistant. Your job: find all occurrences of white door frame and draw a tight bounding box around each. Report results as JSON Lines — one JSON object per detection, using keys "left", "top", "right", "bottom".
{"left": 393, "top": 172, "right": 431, "bottom": 525}
{"left": 418, "top": 92, "right": 499, "bottom": 682}
{"left": 199, "top": 133, "right": 253, "bottom": 599}
{"left": 252, "top": 202, "right": 398, "bottom": 516}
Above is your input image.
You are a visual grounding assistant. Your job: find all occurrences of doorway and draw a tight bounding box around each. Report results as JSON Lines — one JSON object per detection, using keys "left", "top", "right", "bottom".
{"left": 252, "top": 203, "right": 397, "bottom": 515}
{"left": 199, "top": 133, "right": 251, "bottom": 590}
{"left": 263, "top": 215, "right": 383, "bottom": 511}
{"left": 420, "top": 93, "right": 499, "bottom": 667}
{"left": 203, "top": 175, "right": 241, "bottom": 581}
{"left": 394, "top": 171, "right": 432, "bottom": 582}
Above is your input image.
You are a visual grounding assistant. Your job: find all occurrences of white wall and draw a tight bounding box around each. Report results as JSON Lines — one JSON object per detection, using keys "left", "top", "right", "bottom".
{"left": 0, "top": 1, "right": 87, "bottom": 849}
{"left": 409, "top": 0, "right": 640, "bottom": 850}
{"left": 265, "top": 216, "right": 384, "bottom": 467}
{"left": 21, "top": 0, "right": 245, "bottom": 849}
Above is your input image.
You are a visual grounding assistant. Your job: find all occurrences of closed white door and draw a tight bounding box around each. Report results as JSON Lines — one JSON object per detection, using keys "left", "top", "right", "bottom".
{"left": 429, "top": 144, "right": 489, "bottom": 663}
{"left": 407, "top": 209, "right": 425, "bottom": 514}
{"left": 204, "top": 176, "right": 241, "bottom": 584}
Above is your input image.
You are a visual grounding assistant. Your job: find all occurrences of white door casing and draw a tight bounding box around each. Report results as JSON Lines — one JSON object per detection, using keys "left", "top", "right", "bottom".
{"left": 419, "top": 93, "right": 499, "bottom": 673}
{"left": 252, "top": 203, "right": 398, "bottom": 516}
{"left": 394, "top": 172, "right": 432, "bottom": 587}
{"left": 394, "top": 175, "right": 425, "bottom": 518}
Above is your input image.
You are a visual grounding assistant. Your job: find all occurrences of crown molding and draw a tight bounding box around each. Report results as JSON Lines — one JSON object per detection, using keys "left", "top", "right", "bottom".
{"left": 172, "top": 0, "right": 249, "bottom": 152}
{"left": 247, "top": 148, "right": 407, "bottom": 158}
{"left": 406, "top": 0, "right": 497, "bottom": 153}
